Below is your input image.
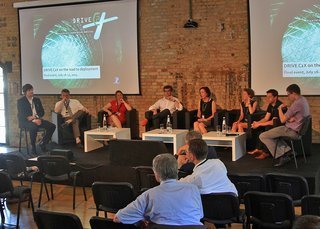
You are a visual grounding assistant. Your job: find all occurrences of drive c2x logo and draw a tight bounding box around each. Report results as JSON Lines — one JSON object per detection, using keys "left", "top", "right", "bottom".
{"left": 76, "top": 12, "right": 118, "bottom": 40}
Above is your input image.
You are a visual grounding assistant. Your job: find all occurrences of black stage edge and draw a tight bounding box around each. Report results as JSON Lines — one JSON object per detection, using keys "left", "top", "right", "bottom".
{"left": 17, "top": 142, "right": 320, "bottom": 194}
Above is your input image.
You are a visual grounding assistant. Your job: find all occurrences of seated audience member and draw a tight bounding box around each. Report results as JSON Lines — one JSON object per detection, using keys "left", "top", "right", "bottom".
{"left": 260, "top": 84, "right": 310, "bottom": 167}
{"left": 232, "top": 88, "right": 258, "bottom": 133}
{"left": 248, "top": 89, "right": 283, "bottom": 159}
{"left": 179, "top": 139, "right": 237, "bottom": 195}
{"left": 54, "top": 89, "right": 89, "bottom": 145}
{"left": 101, "top": 90, "right": 132, "bottom": 128}
{"left": 140, "top": 85, "right": 183, "bottom": 128}
{"left": 194, "top": 87, "right": 217, "bottom": 134}
{"left": 177, "top": 130, "right": 217, "bottom": 175}
{"left": 114, "top": 154, "right": 203, "bottom": 226}
{"left": 17, "top": 84, "right": 56, "bottom": 155}
{"left": 293, "top": 215, "right": 320, "bottom": 229}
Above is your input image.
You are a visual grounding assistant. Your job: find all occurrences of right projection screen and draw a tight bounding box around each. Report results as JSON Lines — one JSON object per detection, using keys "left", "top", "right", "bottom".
{"left": 249, "top": 0, "right": 320, "bottom": 95}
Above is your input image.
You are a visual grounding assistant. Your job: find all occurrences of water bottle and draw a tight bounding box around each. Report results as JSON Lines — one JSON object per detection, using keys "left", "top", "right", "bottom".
{"left": 166, "top": 115, "right": 172, "bottom": 133}
{"left": 222, "top": 116, "right": 227, "bottom": 135}
{"left": 103, "top": 114, "right": 107, "bottom": 129}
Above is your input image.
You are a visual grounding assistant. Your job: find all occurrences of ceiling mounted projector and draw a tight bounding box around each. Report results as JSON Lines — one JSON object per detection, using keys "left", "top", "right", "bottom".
{"left": 184, "top": 19, "right": 198, "bottom": 28}
{"left": 184, "top": 0, "right": 198, "bottom": 29}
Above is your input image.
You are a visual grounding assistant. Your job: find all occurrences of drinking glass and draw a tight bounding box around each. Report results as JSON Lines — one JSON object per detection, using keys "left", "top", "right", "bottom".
{"left": 216, "top": 125, "right": 221, "bottom": 136}
{"left": 159, "top": 124, "right": 165, "bottom": 134}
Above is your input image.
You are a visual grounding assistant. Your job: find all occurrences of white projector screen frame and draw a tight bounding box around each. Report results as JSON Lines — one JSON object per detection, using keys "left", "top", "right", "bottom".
{"left": 249, "top": 0, "right": 320, "bottom": 96}
{"left": 18, "top": 0, "right": 140, "bottom": 95}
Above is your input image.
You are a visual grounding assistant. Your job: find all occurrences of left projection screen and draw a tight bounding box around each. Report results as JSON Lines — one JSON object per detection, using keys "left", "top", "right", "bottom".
{"left": 19, "top": 0, "right": 140, "bottom": 95}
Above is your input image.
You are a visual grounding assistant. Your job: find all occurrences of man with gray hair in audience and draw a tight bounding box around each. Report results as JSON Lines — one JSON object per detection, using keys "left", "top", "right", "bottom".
{"left": 114, "top": 154, "right": 204, "bottom": 226}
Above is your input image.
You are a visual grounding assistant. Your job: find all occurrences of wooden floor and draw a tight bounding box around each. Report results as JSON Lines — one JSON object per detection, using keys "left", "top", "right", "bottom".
{"left": 1, "top": 181, "right": 302, "bottom": 229}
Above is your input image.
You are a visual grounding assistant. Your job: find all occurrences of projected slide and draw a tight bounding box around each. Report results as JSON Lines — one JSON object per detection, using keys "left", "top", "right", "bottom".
{"left": 19, "top": 0, "right": 139, "bottom": 95}
{"left": 250, "top": 0, "right": 320, "bottom": 95}
{"left": 282, "top": 4, "right": 320, "bottom": 77}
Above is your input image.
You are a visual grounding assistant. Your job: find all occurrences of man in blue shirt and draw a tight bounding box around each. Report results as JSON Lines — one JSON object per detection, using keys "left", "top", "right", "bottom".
{"left": 113, "top": 154, "right": 203, "bottom": 226}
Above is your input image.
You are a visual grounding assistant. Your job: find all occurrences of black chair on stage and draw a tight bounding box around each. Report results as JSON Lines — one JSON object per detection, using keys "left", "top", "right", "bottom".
{"left": 185, "top": 109, "right": 227, "bottom": 131}
{"left": 273, "top": 116, "right": 311, "bottom": 168}
{"left": 97, "top": 109, "right": 139, "bottom": 139}
{"left": 51, "top": 111, "right": 91, "bottom": 145}
{"left": 301, "top": 195, "right": 320, "bottom": 216}
{"left": 92, "top": 182, "right": 135, "bottom": 217}
{"left": 201, "top": 192, "right": 245, "bottom": 229}
{"left": 90, "top": 216, "right": 138, "bottom": 229}
{"left": 134, "top": 166, "right": 159, "bottom": 193}
{"left": 34, "top": 209, "right": 83, "bottom": 229}
{"left": 244, "top": 191, "right": 295, "bottom": 229}
{"left": 144, "top": 109, "right": 186, "bottom": 131}
{"left": 0, "top": 171, "right": 34, "bottom": 228}
{"left": 37, "top": 155, "right": 87, "bottom": 209}
{"left": 228, "top": 173, "right": 266, "bottom": 203}
{"left": 265, "top": 173, "right": 309, "bottom": 206}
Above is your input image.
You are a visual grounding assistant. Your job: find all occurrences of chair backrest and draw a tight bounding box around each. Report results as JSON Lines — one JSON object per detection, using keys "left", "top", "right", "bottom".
{"left": 201, "top": 192, "right": 240, "bottom": 224}
{"left": 134, "top": 166, "right": 159, "bottom": 192}
{"left": 0, "top": 171, "right": 14, "bottom": 194}
{"left": 34, "top": 210, "right": 83, "bottom": 229}
{"left": 0, "top": 154, "right": 7, "bottom": 171}
{"left": 228, "top": 173, "right": 266, "bottom": 202}
{"left": 148, "top": 224, "right": 206, "bottom": 229}
{"left": 244, "top": 191, "right": 295, "bottom": 228}
{"left": 92, "top": 182, "right": 135, "bottom": 213}
{"left": 301, "top": 195, "right": 320, "bottom": 216}
{"left": 265, "top": 173, "right": 309, "bottom": 204}
{"left": 4, "top": 154, "right": 27, "bottom": 179}
{"left": 299, "top": 115, "right": 311, "bottom": 136}
{"left": 37, "top": 155, "right": 71, "bottom": 177}
{"left": 90, "top": 216, "right": 138, "bottom": 229}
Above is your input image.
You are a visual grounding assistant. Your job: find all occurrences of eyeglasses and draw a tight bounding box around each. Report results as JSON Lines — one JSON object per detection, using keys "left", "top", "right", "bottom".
{"left": 164, "top": 90, "right": 172, "bottom": 92}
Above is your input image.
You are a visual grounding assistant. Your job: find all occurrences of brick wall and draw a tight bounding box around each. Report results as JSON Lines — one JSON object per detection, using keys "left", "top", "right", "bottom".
{"left": 1, "top": 0, "right": 320, "bottom": 146}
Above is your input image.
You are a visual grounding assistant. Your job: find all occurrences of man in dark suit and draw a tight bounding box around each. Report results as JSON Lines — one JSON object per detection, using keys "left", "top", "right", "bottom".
{"left": 17, "top": 84, "right": 56, "bottom": 155}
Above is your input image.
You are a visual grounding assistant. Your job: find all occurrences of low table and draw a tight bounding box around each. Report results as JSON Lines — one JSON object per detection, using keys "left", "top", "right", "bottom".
{"left": 84, "top": 128, "right": 131, "bottom": 152}
{"left": 202, "top": 132, "right": 246, "bottom": 161}
{"left": 142, "top": 129, "right": 188, "bottom": 155}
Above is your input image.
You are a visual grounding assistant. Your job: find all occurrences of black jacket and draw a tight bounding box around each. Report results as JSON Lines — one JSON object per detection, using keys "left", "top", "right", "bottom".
{"left": 17, "top": 96, "right": 45, "bottom": 126}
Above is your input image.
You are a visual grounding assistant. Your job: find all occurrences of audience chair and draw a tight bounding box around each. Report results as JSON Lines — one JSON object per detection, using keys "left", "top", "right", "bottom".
{"left": 34, "top": 209, "right": 83, "bottom": 229}
{"left": 301, "top": 195, "right": 320, "bottom": 216}
{"left": 51, "top": 111, "right": 91, "bottom": 145}
{"left": 244, "top": 191, "right": 295, "bottom": 229}
{"left": 265, "top": 173, "right": 309, "bottom": 206}
{"left": 228, "top": 173, "right": 266, "bottom": 203}
{"left": 0, "top": 154, "right": 7, "bottom": 171}
{"left": 37, "top": 155, "right": 87, "bottom": 209}
{"left": 185, "top": 109, "right": 227, "bottom": 131}
{"left": 90, "top": 216, "right": 138, "bottom": 229}
{"left": 145, "top": 109, "right": 186, "bottom": 131}
{"left": 273, "top": 116, "right": 311, "bottom": 168}
{"left": 92, "top": 182, "right": 135, "bottom": 217}
{"left": 0, "top": 171, "right": 34, "bottom": 228}
{"left": 97, "top": 109, "right": 139, "bottom": 139}
{"left": 134, "top": 166, "right": 159, "bottom": 193}
{"left": 201, "top": 192, "right": 245, "bottom": 229}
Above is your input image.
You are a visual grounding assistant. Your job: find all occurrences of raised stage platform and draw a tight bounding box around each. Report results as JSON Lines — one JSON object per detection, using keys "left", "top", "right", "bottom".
{"left": 16, "top": 141, "right": 320, "bottom": 194}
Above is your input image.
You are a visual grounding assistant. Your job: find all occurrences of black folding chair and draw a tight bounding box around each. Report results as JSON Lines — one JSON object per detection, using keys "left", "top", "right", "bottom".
{"left": 90, "top": 216, "right": 138, "bottom": 229}
{"left": 228, "top": 173, "right": 266, "bottom": 203}
{"left": 244, "top": 191, "right": 295, "bottom": 229}
{"left": 301, "top": 195, "right": 320, "bottom": 216}
{"left": 201, "top": 192, "right": 245, "bottom": 229}
{"left": 34, "top": 209, "right": 83, "bottom": 229}
{"left": 273, "top": 116, "right": 310, "bottom": 168}
{"left": 37, "top": 155, "right": 87, "bottom": 209}
{"left": 265, "top": 173, "right": 309, "bottom": 206}
{"left": 92, "top": 182, "right": 135, "bottom": 217}
{"left": 134, "top": 166, "right": 159, "bottom": 193}
{"left": 0, "top": 171, "right": 34, "bottom": 229}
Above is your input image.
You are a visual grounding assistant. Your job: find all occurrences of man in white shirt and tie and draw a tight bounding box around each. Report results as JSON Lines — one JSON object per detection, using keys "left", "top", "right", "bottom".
{"left": 54, "top": 89, "right": 89, "bottom": 146}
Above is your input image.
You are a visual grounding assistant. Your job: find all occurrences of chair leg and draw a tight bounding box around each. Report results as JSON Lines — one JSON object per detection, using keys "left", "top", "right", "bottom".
{"left": 44, "top": 182, "right": 50, "bottom": 201}
{"left": 38, "top": 180, "right": 43, "bottom": 208}
{"left": 16, "top": 197, "right": 22, "bottom": 229}
{"left": 81, "top": 174, "right": 87, "bottom": 201}
{"left": 24, "top": 128, "right": 29, "bottom": 154}
{"left": 290, "top": 141, "right": 298, "bottom": 168}
{"left": 73, "top": 177, "right": 77, "bottom": 209}
{"left": 300, "top": 139, "right": 307, "bottom": 163}
{"left": 19, "top": 129, "right": 22, "bottom": 152}
{"left": 50, "top": 183, "right": 54, "bottom": 200}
